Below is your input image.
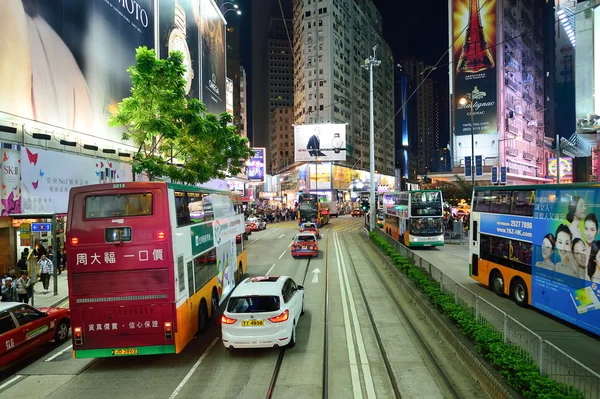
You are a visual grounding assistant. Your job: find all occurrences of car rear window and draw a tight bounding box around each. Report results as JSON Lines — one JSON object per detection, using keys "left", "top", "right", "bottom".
{"left": 296, "top": 235, "right": 316, "bottom": 242}
{"left": 227, "top": 296, "right": 280, "bottom": 313}
{"left": 85, "top": 193, "right": 153, "bottom": 219}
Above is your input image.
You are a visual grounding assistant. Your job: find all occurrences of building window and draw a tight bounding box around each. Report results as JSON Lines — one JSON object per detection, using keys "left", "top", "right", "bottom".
{"left": 305, "top": 11, "right": 311, "bottom": 17}
{"left": 319, "top": 20, "right": 323, "bottom": 26}
{"left": 319, "top": 93, "right": 323, "bottom": 99}
{"left": 319, "top": 80, "right": 324, "bottom": 86}
{"left": 319, "top": 105, "right": 324, "bottom": 111}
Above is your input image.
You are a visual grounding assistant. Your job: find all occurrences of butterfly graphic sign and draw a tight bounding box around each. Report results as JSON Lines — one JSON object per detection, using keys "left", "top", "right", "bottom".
{"left": 19, "top": 146, "right": 131, "bottom": 214}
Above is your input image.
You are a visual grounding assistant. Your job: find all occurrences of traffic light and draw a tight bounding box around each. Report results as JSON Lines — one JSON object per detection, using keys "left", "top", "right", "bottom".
{"left": 361, "top": 200, "right": 369, "bottom": 212}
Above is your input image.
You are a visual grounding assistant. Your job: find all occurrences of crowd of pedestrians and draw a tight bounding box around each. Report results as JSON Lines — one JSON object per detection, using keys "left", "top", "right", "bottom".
{"left": 244, "top": 205, "right": 298, "bottom": 224}
{"left": 1, "top": 242, "right": 67, "bottom": 303}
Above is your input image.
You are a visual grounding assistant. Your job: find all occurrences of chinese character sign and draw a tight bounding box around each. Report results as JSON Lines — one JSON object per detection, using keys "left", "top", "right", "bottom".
{"left": 530, "top": 188, "right": 600, "bottom": 335}
{"left": 20, "top": 146, "right": 132, "bottom": 214}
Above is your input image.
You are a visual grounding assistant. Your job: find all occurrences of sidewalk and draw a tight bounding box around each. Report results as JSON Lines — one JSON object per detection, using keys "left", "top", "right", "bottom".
{"left": 29, "top": 272, "right": 69, "bottom": 308}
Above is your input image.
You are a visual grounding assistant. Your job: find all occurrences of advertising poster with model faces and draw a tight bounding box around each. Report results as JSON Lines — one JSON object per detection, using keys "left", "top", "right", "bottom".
{"left": 531, "top": 189, "right": 600, "bottom": 335}
{"left": 247, "top": 148, "right": 265, "bottom": 183}
{"left": 452, "top": 0, "right": 498, "bottom": 161}
{"left": 0, "top": 0, "right": 154, "bottom": 144}
{"left": 200, "top": 0, "right": 226, "bottom": 115}
{"left": 480, "top": 188, "right": 600, "bottom": 335}
{"left": 294, "top": 124, "right": 347, "bottom": 162}
{"left": 159, "top": 0, "right": 200, "bottom": 98}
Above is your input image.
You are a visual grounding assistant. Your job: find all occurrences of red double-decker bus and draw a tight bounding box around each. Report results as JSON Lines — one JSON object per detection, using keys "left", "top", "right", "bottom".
{"left": 67, "top": 182, "right": 247, "bottom": 358}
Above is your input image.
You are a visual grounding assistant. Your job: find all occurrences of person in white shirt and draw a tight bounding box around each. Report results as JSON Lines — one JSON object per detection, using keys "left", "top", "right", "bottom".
{"left": 38, "top": 254, "right": 53, "bottom": 294}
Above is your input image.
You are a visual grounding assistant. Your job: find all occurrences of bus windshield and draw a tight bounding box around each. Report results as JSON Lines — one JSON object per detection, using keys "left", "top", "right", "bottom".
{"left": 409, "top": 217, "right": 444, "bottom": 235}
{"left": 411, "top": 191, "right": 443, "bottom": 217}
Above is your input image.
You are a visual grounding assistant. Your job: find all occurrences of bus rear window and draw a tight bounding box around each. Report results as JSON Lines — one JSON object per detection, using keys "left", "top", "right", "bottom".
{"left": 85, "top": 193, "right": 153, "bottom": 219}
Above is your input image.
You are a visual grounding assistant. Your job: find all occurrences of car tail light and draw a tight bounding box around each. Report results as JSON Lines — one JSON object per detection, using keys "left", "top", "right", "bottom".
{"left": 164, "top": 322, "right": 173, "bottom": 340}
{"left": 221, "top": 315, "right": 237, "bottom": 325}
{"left": 158, "top": 231, "right": 166, "bottom": 240}
{"left": 73, "top": 327, "right": 83, "bottom": 345}
{"left": 70, "top": 237, "right": 79, "bottom": 246}
{"left": 268, "top": 309, "right": 289, "bottom": 323}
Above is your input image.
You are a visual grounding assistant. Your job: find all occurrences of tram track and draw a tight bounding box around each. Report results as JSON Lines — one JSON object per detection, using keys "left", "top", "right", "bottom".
{"left": 341, "top": 231, "right": 460, "bottom": 399}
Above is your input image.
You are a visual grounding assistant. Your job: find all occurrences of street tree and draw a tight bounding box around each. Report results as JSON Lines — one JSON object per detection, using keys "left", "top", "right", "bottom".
{"left": 109, "top": 46, "right": 252, "bottom": 184}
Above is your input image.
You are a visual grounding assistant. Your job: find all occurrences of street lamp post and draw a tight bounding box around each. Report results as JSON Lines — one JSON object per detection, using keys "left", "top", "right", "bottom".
{"left": 459, "top": 93, "right": 476, "bottom": 188}
{"left": 362, "top": 45, "right": 381, "bottom": 232}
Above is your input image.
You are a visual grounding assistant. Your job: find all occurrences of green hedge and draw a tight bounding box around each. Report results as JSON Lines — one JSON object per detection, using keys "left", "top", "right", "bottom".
{"left": 369, "top": 232, "right": 582, "bottom": 399}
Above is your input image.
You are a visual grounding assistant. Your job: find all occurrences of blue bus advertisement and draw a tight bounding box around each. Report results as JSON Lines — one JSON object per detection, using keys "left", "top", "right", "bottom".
{"left": 478, "top": 187, "right": 600, "bottom": 336}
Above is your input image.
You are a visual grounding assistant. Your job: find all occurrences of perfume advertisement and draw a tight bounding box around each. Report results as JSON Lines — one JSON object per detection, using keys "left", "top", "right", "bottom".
{"left": 452, "top": 0, "right": 498, "bottom": 159}
{"left": 0, "top": 0, "right": 155, "bottom": 144}
{"left": 294, "top": 124, "right": 347, "bottom": 162}
{"left": 200, "top": 0, "right": 226, "bottom": 115}
{"left": 159, "top": 0, "right": 200, "bottom": 98}
{"left": 529, "top": 188, "right": 600, "bottom": 335}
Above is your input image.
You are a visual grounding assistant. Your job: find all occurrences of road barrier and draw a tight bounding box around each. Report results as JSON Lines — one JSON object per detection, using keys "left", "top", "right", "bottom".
{"left": 374, "top": 229, "right": 600, "bottom": 399}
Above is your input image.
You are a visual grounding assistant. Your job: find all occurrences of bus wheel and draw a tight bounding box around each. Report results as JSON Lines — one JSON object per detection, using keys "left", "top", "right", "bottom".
{"left": 198, "top": 300, "right": 209, "bottom": 334}
{"left": 490, "top": 271, "right": 505, "bottom": 296}
{"left": 511, "top": 278, "right": 528, "bottom": 307}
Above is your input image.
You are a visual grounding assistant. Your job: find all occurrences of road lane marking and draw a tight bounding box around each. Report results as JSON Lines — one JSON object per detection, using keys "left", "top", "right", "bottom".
{"left": 333, "top": 234, "right": 362, "bottom": 399}
{"left": 0, "top": 375, "right": 24, "bottom": 391}
{"left": 168, "top": 337, "right": 219, "bottom": 399}
{"left": 251, "top": 230, "right": 272, "bottom": 244}
{"left": 278, "top": 250, "right": 286, "bottom": 259}
{"left": 288, "top": 241, "right": 293, "bottom": 248}
{"left": 266, "top": 264, "right": 276, "bottom": 275}
{"left": 44, "top": 344, "right": 73, "bottom": 362}
{"left": 335, "top": 233, "right": 376, "bottom": 399}
{"left": 278, "top": 234, "right": 285, "bottom": 238}
{"left": 311, "top": 268, "right": 321, "bottom": 283}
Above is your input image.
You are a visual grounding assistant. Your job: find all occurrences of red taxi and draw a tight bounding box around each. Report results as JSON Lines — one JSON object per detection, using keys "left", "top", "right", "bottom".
{"left": 299, "top": 222, "right": 320, "bottom": 239}
{"left": 0, "top": 303, "right": 70, "bottom": 368}
{"left": 351, "top": 209, "right": 363, "bottom": 217}
{"left": 291, "top": 232, "right": 319, "bottom": 258}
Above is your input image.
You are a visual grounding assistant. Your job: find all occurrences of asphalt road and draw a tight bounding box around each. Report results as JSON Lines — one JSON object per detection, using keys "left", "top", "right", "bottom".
{"left": 0, "top": 216, "right": 484, "bottom": 399}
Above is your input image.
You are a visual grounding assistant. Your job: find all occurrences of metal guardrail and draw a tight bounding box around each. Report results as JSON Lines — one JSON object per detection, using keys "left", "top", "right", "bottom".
{"left": 374, "top": 229, "right": 600, "bottom": 398}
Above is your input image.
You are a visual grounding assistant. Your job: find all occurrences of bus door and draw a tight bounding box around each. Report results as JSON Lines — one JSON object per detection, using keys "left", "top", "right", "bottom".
{"left": 470, "top": 210, "right": 481, "bottom": 277}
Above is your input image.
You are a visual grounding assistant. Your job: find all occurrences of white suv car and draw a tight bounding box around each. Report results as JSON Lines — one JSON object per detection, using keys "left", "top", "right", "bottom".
{"left": 221, "top": 276, "right": 304, "bottom": 349}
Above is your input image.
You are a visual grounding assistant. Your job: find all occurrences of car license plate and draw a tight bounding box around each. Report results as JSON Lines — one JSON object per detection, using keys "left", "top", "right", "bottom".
{"left": 302, "top": 246, "right": 307, "bottom": 249}
{"left": 242, "top": 320, "right": 264, "bottom": 327}
{"left": 112, "top": 348, "right": 138, "bottom": 355}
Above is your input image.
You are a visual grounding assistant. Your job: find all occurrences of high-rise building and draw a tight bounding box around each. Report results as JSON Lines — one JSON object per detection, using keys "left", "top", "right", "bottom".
{"left": 251, "top": 1, "right": 293, "bottom": 174}
{"left": 270, "top": 106, "right": 295, "bottom": 172}
{"left": 226, "top": 24, "right": 242, "bottom": 130}
{"left": 292, "top": 0, "right": 395, "bottom": 176}
{"left": 445, "top": 0, "right": 549, "bottom": 185}
{"left": 398, "top": 58, "right": 436, "bottom": 177}
{"left": 269, "top": 18, "right": 294, "bottom": 111}
{"left": 240, "top": 66, "right": 248, "bottom": 139}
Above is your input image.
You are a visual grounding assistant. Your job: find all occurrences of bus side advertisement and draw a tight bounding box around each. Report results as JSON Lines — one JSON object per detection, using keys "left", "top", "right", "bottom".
{"left": 479, "top": 187, "right": 600, "bottom": 336}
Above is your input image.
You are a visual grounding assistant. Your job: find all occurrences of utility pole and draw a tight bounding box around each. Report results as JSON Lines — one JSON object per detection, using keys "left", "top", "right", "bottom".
{"left": 362, "top": 45, "right": 381, "bottom": 232}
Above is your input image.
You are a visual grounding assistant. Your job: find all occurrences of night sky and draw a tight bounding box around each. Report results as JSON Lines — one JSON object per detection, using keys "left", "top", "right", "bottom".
{"left": 372, "top": 0, "right": 449, "bottom": 67}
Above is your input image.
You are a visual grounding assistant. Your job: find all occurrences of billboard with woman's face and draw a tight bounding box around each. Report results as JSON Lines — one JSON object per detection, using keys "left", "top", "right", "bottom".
{"left": 0, "top": 0, "right": 154, "bottom": 143}
{"left": 531, "top": 189, "right": 600, "bottom": 335}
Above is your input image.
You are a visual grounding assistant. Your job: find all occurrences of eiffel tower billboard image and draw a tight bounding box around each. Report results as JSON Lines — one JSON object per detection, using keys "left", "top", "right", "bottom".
{"left": 456, "top": 0, "right": 495, "bottom": 73}
{"left": 452, "top": 0, "right": 498, "bottom": 162}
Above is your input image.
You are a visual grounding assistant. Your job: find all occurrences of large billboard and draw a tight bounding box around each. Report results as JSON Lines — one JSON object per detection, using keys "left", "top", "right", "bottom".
{"left": 452, "top": 0, "right": 498, "bottom": 161}
{"left": 159, "top": 0, "right": 200, "bottom": 98}
{"left": 0, "top": 0, "right": 155, "bottom": 143}
{"left": 248, "top": 148, "right": 265, "bottom": 183}
{"left": 294, "top": 124, "right": 347, "bottom": 162}
{"left": 308, "top": 163, "right": 332, "bottom": 190}
{"left": 200, "top": 0, "right": 226, "bottom": 115}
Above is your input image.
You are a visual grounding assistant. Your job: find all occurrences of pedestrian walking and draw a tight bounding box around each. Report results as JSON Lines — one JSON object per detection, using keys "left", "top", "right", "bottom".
{"left": 38, "top": 254, "right": 54, "bottom": 294}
